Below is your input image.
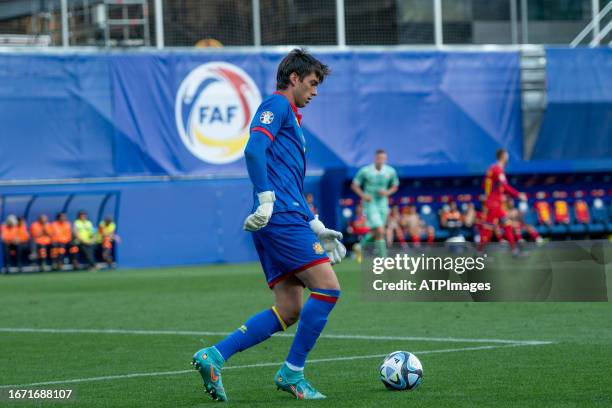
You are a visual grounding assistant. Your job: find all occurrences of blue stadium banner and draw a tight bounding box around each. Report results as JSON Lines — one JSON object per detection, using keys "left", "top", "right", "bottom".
{"left": 533, "top": 47, "right": 612, "bottom": 160}
{"left": 0, "top": 51, "right": 524, "bottom": 180}
{"left": 110, "top": 53, "right": 273, "bottom": 176}
{"left": 110, "top": 51, "right": 523, "bottom": 176}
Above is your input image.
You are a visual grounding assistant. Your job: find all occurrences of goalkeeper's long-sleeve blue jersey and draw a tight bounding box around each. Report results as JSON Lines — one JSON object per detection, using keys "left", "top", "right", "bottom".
{"left": 244, "top": 92, "right": 314, "bottom": 221}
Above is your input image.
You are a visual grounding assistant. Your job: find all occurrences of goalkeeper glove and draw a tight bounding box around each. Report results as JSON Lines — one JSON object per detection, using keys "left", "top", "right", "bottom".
{"left": 244, "top": 191, "right": 275, "bottom": 231}
{"left": 309, "top": 215, "right": 347, "bottom": 265}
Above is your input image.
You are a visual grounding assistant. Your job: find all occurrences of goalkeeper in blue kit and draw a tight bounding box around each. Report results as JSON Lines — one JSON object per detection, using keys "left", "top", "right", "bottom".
{"left": 192, "top": 49, "right": 346, "bottom": 401}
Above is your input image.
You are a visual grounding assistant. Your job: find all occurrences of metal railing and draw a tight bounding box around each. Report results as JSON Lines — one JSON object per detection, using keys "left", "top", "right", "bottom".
{"left": 570, "top": 0, "right": 612, "bottom": 47}
{"left": 591, "top": 18, "right": 612, "bottom": 45}
{"left": 0, "top": 0, "right": 610, "bottom": 49}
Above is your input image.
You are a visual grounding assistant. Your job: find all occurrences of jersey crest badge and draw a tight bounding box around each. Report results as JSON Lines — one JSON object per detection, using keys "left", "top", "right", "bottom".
{"left": 260, "top": 111, "right": 274, "bottom": 124}
{"left": 313, "top": 242, "right": 324, "bottom": 255}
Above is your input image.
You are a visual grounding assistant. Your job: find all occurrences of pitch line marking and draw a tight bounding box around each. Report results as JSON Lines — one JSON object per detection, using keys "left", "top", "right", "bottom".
{"left": 0, "top": 327, "right": 552, "bottom": 345}
{"left": 0, "top": 343, "right": 549, "bottom": 389}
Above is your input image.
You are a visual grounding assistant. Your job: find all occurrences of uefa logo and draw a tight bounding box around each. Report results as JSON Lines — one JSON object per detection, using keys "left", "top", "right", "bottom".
{"left": 175, "top": 62, "right": 262, "bottom": 164}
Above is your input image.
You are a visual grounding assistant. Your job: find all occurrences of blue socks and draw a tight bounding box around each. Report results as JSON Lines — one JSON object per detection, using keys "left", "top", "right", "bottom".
{"left": 214, "top": 306, "right": 286, "bottom": 361}
{"left": 286, "top": 288, "right": 340, "bottom": 369}
{"left": 213, "top": 288, "right": 340, "bottom": 368}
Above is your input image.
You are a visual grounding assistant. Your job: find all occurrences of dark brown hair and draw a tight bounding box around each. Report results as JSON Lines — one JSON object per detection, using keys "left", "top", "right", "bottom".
{"left": 276, "top": 48, "right": 330, "bottom": 90}
{"left": 496, "top": 148, "right": 507, "bottom": 160}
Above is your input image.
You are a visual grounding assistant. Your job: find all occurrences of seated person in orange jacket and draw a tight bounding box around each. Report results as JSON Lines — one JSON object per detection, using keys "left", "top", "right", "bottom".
{"left": 439, "top": 201, "right": 463, "bottom": 237}
{"left": 51, "top": 213, "right": 79, "bottom": 270}
{"left": 30, "top": 214, "right": 54, "bottom": 271}
{"left": 2, "top": 215, "right": 30, "bottom": 272}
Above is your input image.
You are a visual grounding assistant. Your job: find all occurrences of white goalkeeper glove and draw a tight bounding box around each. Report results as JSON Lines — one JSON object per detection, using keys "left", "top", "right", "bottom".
{"left": 309, "top": 215, "right": 347, "bottom": 265}
{"left": 244, "top": 191, "right": 275, "bottom": 231}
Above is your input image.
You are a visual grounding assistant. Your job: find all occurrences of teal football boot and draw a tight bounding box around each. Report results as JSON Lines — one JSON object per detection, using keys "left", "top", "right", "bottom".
{"left": 274, "top": 364, "right": 326, "bottom": 400}
{"left": 191, "top": 346, "right": 227, "bottom": 402}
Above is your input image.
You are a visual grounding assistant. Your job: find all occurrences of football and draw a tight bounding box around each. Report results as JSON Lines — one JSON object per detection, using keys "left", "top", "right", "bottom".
{"left": 379, "top": 351, "right": 423, "bottom": 391}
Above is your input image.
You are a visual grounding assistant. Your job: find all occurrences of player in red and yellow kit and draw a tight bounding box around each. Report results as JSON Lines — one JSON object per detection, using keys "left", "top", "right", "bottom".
{"left": 479, "top": 148, "right": 526, "bottom": 254}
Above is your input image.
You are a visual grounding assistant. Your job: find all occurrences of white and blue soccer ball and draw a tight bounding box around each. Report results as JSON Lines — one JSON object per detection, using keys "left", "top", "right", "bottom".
{"left": 379, "top": 351, "right": 423, "bottom": 391}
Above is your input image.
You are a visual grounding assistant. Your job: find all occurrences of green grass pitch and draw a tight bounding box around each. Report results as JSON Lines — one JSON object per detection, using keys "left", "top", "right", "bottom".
{"left": 1, "top": 260, "right": 611, "bottom": 407}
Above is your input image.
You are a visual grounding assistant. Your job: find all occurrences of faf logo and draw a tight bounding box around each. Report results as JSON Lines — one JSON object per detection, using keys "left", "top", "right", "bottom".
{"left": 175, "top": 62, "right": 262, "bottom": 164}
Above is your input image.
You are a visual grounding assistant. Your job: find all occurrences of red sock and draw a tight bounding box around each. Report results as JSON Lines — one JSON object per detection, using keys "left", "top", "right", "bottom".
{"left": 396, "top": 231, "right": 406, "bottom": 244}
{"left": 478, "top": 228, "right": 493, "bottom": 251}
{"left": 495, "top": 228, "right": 503, "bottom": 241}
{"left": 503, "top": 224, "right": 516, "bottom": 249}
{"left": 527, "top": 226, "right": 540, "bottom": 241}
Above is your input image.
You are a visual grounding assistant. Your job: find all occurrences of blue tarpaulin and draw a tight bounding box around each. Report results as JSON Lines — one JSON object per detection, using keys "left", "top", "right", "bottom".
{"left": 0, "top": 50, "right": 523, "bottom": 180}
{"left": 532, "top": 47, "right": 612, "bottom": 160}
{"left": 0, "top": 49, "right": 607, "bottom": 268}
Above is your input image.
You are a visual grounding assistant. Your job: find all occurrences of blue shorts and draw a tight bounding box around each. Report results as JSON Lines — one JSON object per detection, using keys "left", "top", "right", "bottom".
{"left": 252, "top": 212, "right": 330, "bottom": 289}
